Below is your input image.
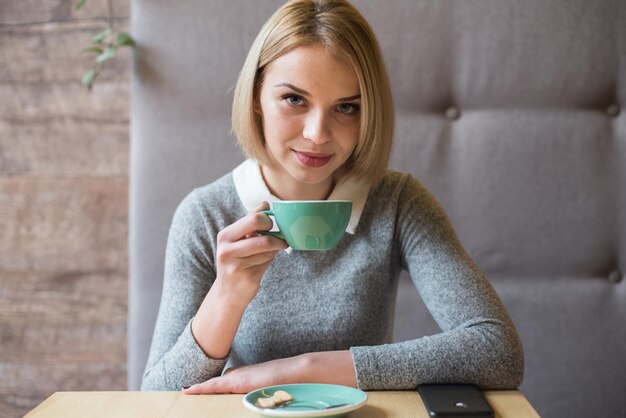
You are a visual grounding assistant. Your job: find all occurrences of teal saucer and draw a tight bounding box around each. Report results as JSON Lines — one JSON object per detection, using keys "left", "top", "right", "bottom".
{"left": 243, "top": 383, "right": 367, "bottom": 418}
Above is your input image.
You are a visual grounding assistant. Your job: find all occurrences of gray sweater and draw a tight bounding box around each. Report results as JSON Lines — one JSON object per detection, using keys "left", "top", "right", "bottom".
{"left": 142, "top": 170, "right": 524, "bottom": 391}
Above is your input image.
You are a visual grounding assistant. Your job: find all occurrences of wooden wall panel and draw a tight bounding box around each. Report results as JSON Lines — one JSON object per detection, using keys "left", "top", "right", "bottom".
{"left": 0, "top": 271, "right": 127, "bottom": 374}
{"left": 0, "top": 178, "right": 127, "bottom": 271}
{"left": 0, "top": 20, "right": 130, "bottom": 83}
{"left": 0, "top": 119, "right": 128, "bottom": 176}
{"left": 0, "top": 0, "right": 129, "bottom": 24}
{"left": 70, "top": 0, "right": 130, "bottom": 20}
{"left": 0, "top": 82, "right": 129, "bottom": 121}
{"left": 0, "top": 1, "right": 131, "bottom": 416}
{"left": 0, "top": 1, "right": 70, "bottom": 24}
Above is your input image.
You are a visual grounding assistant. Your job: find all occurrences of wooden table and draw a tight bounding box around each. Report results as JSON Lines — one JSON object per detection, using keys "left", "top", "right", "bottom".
{"left": 26, "top": 390, "right": 540, "bottom": 417}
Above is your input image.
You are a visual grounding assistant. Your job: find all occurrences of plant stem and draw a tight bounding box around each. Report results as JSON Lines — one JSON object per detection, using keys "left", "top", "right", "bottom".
{"left": 107, "top": 0, "right": 114, "bottom": 31}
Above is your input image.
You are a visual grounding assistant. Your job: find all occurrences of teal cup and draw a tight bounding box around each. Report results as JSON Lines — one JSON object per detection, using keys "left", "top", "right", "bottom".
{"left": 258, "top": 200, "right": 352, "bottom": 250}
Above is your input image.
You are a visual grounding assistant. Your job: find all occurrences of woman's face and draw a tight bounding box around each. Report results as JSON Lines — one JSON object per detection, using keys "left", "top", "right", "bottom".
{"left": 256, "top": 44, "right": 361, "bottom": 199}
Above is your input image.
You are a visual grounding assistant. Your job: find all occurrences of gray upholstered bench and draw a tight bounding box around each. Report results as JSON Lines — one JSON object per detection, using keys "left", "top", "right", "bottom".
{"left": 128, "top": 2, "right": 625, "bottom": 417}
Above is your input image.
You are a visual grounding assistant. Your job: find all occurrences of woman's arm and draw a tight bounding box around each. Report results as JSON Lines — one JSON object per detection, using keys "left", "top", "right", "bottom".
{"left": 183, "top": 350, "right": 357, "bottom": 394}
{"left": 190, "top": 201, "right": 287, "bottom": 359}
{"left": 179, "top": 175, "right": 523, "bottom": 394}
{"left": 141, "top": 194, "right": 286, "bottom": 390}
{"left": 141, "top": 190, "right": 222, "bottom": 390}
{"left": 351, "top": 175, "right": 524, "bottom": 390}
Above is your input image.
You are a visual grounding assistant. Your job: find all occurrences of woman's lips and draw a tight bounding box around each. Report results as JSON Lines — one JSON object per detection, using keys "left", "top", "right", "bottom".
{"left": 293, "top": 150, "right": 333, "bottom": 168}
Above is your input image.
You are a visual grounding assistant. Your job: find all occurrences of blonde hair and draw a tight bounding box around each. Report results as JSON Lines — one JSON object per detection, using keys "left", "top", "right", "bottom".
{"left": 232, "top": 0, "right": 394, "bottom": 184}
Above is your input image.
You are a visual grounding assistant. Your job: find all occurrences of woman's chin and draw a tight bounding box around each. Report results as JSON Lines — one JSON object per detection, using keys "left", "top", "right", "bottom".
{"left": 289, "top": 167, "right": 334, "bottom": 186}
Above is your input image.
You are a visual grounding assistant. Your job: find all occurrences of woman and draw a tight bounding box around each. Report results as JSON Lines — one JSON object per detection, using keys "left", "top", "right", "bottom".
{"left": 142, "top": 0, "right": 524, "bottom": 393}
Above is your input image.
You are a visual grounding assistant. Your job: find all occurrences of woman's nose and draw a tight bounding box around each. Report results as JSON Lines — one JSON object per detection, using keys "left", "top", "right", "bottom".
{"left": 302, "top": 109, "right": 331, "bottom": 144}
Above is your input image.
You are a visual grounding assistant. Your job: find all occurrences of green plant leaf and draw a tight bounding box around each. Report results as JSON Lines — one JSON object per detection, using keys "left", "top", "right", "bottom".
{"left": 93, "top": 28, "right": 112, "bottom": 44}
{"left": 82, "top": 69, "right": 96, "bottom": 89}
{"left": 75, "top": 0, "right": 88, "bottom": 10}
{"left": 116, "top": 32, "right": 136, "bottom": 47}
{"left": 95, "top": 48, "right": 117, "bottom": 63}
{"left": 81, "top": 46, "right": 104, "bottom": 55}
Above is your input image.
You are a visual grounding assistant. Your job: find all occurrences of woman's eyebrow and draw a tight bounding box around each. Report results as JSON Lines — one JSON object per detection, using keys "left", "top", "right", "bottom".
{"left": 276, "top": 82, "right": 310, "bottom": 96}
{"left": 275, "top": 82, "right": 361, "bottom": 102}
{"left": 337, "top": 94, "right": 361, "bottom": 101}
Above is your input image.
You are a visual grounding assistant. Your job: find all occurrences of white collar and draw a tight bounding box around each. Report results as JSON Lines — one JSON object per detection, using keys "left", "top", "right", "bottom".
{"left": 232, "top": 159, "right": 370, "bottom": 234}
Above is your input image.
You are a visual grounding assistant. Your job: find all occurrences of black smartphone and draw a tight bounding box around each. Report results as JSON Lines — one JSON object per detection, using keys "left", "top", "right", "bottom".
{"left": 417, "top": 384, "right": 494, "bottom": 418}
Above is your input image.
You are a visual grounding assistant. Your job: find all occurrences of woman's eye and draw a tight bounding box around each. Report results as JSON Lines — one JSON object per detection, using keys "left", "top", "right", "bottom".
{"left": 284, "top": 95, "right": 304, "bottom": 106}
{"left": 337, "top": 103, "right": 360, "bottom": 115}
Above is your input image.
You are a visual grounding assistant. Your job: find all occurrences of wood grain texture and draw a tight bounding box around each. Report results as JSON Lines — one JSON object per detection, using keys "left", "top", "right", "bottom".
{"left": 0, "top": 178, "right": 129, "bottom": 416}
{"left": 0, "top": 271, "right": 127, "bottom": 352}
{"left": 0, "top": 0, "right": 129, "bottom": 24}
{"left": 0, "top": 1, "right": 131, "bottom": 417}
{"left": 0, "top": 119, "right": 128, "bottom": 176}
{"left": 2, "top": 365, "right": 127, "bottom": 418}
{"left": 0, "top": 1, "right": 71, "bottom": 24}
{"left": 0, "top": 82, "right": 129, "bottom": 122}
{"left": 23, "top": 391, "right": 541, "bottom": 418}
{"left": 0, "top": 20, "right": 130, "bottom": 83}
{"left": 69, "top": 0, "right": 130, "bottom": 21}
{"left": 0, "top": 177, "right": 127, "bottom": 272}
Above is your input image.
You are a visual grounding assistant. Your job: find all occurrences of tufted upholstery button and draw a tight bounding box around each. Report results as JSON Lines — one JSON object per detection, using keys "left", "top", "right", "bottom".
{"left": 445, "top": 107, "right": 461, "bottom": 120}
{"left": 607, "top": 270, "right": 623, "bottom": 283}
{"left": 606, "top": 104, "right": 620, "bottom": 117}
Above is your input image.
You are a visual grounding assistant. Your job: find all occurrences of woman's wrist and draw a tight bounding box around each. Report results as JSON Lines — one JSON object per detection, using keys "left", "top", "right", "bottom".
{"left": 215, "top": 263, "right": 268, "bottom": 307}
{"left": 211, "top": 276, "right": 255, "bottom": 311}
{"left": 191, "top": 284, "right": 249, "bottom": 359}
{"left": 300, "top": 351, "right": 358, "bottom": 387}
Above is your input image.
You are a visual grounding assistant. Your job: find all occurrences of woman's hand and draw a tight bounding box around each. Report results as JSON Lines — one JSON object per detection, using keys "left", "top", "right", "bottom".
{"left": 213, "top": 201, "right": 288, "bottom": 306}
{"left": 191, "top": 201, "right": 287, "bottom": 359}
{"left": 182, "top": 351, "right": 357, "bottom": 394}
{"left": 183, "top": 355, "right": 309, "bottom": 394}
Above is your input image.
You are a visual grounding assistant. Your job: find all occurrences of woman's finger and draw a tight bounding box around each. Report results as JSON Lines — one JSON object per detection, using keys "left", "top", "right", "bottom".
{"left": 222, "top": 234, "right": 287, "bottom": 260}
{"left": 183, "top": 376, "right": 232, "bottom": 395}
{"left": 239, "top": 250, "right": 282, "bottom": 268}
{"left": 218, "top": 207, "right": 273, "bottom": 243}
{"left": 248, "top": 201, "right": 270, "bottom": 215}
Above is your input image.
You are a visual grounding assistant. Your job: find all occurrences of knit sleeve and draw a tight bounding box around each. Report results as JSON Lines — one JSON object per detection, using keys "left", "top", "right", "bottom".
{"left": 350, "top": 175, "right": 524, "bottom": 390}
{"left": 141, "top": 190, "right": 228, "bottom": 390}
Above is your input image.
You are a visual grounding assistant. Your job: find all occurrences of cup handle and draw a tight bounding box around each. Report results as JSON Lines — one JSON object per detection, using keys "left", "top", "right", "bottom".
{"left": 257, "top": 209, "right": 285, "bottom": 240}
